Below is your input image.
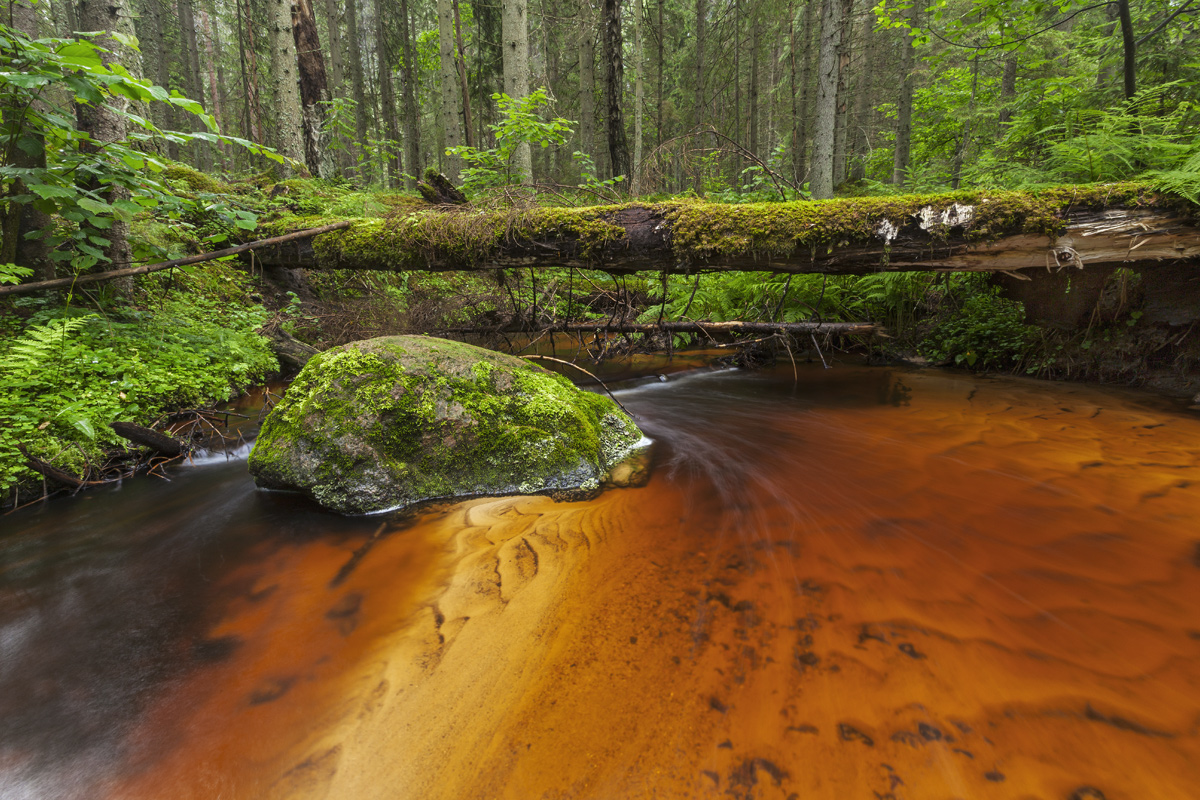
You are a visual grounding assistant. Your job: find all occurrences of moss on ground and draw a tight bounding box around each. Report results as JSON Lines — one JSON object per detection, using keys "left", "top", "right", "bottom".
{"left": 248, "top": 335, "right": 644, "bottom": 514}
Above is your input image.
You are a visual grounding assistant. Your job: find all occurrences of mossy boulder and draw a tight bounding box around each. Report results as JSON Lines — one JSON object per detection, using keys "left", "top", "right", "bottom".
{"left": 247, "top": 335, "right": 647, "bottom": 514}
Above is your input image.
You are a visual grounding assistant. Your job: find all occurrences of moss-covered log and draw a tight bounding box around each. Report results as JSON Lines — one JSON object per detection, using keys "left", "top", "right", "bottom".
{"left": 255, "top": 184, "right": 1200, "bottom": 276}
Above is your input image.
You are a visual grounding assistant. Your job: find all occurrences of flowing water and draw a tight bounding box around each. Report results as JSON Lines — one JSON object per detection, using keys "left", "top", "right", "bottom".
{"left": 2, "top": 362, "right": 1200, "bottom": 800}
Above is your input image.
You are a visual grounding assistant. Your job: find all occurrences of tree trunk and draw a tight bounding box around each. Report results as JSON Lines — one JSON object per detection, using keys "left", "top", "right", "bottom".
{"left": 796, "top": 0, "right": 815, "bottom": 186}
{"left": 373, "top": 0, "right": 402, "bottom": 186}
{"left": 998, "top": 54, "right": 1017, "bottom": 128}
{"left": 270, "top": 0, "right": 307, "bottom": 174}
{"left": 502, "top": 0, "right": 533, "bottom": 183}
{"left": 1116, "top": 0, "right": 1136, "bottom": 100}
{"left": 810, "top": 0, "right": 841, "bottom": 199}
{"left": 694, "top": 0, "right": 705, "bottom": 130}
{"left": 399, "top": 0, "right": 421, "bottom": 188}
{"left": 603, "top": 0, "right": 629, "bottom": 180}
{"left": 749, "top": 14, "right": 760, "bottom": 165}
{"left": 579, "top": 2, "right": 596, "bottom": 172}
{"left": 848, "top": 9, "right": 874, "bottom": 183}
{"left": 345, "top": 0, "right": 371, "bottom": 182}
{"left": 1096, "top": 2, "right": 1120, "bottom": 91}
{"left": 324, "top": 0, "right": 344, "bottom": 97}
{"left": 950, "top": 55, "right": 978, "bottom": 190}
{"left": 76, "top": 0, "right": 137, "bottom": 285}
{"left": 177, "top": 0, "right": 209, "bottom": 169}
{"left": 438, "top": 0, "right": 463, "bottom": 180}
{"left": 293, "top": 0, "right": 335, "bottom": 178}
{"left": 891, "top": 4, "right": 915, "bottom": 187}
{"left": 453, "top": 0, "right": 474, "bottom": 149}
{"left": 632, "top": 0, "right": 644, "bottom": 191}
{"left": 656, "top": 0, "right": 663, "bottom": 152}
{"left": 258, "top": 199, "right": 1200, "bottom": 278}
{"left": 831, "top": 0, "right": 853, "bottom": 188}
{"left": 2, "top": 0, "right": 53, "bottom": 280}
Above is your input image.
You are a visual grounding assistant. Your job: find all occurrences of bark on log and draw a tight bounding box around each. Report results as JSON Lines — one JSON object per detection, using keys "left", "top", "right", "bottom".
{"left": 253, "top": 187, "right": 1200, "bottom": 277}
{"left": 17, "top": 445, "right": 107, "bottom": 488}
{"left": 110, "top": 422, "right": 190, "bottom": 456}
{"left": 0, "top": 222, "right": 353, "bottom": 297}
{"left": 269, "top": 328, "right": 320, "bottom": 373}
{"left": 416, "top": 171, "right": 468, "bottom": 205}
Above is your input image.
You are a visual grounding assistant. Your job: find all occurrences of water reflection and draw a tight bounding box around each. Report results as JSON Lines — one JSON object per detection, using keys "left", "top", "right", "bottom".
{"left": 1, "top": 361, "right": 1199, "bottom": 799}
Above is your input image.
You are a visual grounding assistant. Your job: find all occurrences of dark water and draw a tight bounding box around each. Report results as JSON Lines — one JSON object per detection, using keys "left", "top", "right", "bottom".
{"left": 2, "top": 361, "right": 1199, "bottom": 799}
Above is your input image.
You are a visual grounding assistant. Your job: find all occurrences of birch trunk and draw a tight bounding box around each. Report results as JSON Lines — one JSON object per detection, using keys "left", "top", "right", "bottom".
{"left": 293, "top": 0, "right": 335, "bottom": 178}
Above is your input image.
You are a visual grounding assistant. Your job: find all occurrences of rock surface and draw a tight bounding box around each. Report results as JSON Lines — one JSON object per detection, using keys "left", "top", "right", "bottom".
{"left": 248, "top": 336, "right": 646, "bottom": 514}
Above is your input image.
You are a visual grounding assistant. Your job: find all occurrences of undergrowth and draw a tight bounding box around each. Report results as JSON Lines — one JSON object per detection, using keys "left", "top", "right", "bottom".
{"left": 0, "top": 287, "right": 277, "bottom": 503}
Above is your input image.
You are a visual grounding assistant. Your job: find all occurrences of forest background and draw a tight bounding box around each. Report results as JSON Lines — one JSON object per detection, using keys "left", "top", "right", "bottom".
{"left": 0, "top": 0, "right": 1198, "bottom": 504}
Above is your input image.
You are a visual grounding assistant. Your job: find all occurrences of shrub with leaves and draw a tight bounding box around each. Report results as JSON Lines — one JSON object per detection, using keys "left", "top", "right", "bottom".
{"left": 920, "top": 287, "right": 1037, "bottom": 370}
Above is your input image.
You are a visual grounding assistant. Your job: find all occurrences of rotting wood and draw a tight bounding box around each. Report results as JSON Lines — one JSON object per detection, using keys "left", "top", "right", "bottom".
{"left": 0, "top": 221, "right": 354, "bottom": 297}
{"left": 17, "top": 445, "right": 110, "bottom": 488}
{"left": 253, "top": 200, "right": 1200, "bottom": 277}
{"left": 110, "top": 421, "right": 190, "bottom": 457}
{"left": 438, "top": 320, "right": 879, "bottom": 336}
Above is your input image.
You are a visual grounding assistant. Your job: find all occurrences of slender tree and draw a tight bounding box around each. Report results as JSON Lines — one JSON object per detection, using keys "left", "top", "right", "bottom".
{"left": 502, "top": 0, "right": 532, "bottom": 182}
{"left": 579, "top": 2, "right": 596, "bottom": 169}
{"left": 76, "top": 0, "right": 139, "bottom": 279}
{"left": 270, "top": 0, "right": 306, "bottom": 174}
{"left": 891, "top": 2, "right": 915, "bottom": 187}
{"left": 632, "top": 0, "right": 644, "bottom": 190}
{"left": 3, "top": 0, "right": 52, "bottom": 279}
{"left": 373, "top": 0, "right": 402, "bottom": 185}
{"left": 438, "top": 0, "right": 463, "bottom": 179}
{"left": 811, "top": 0, "right": 843, "bottom": 198}
{"left": 293, "top": 0, "right": 335, "bottom": 178}
{"left": 399, "top": 0, "right": 421, "bottom": 187}
{"left": 345, "top": 0, "right": 371, "bottom": 182}
{"left": 603, "top": 0, "right": 629, "bottom": 179}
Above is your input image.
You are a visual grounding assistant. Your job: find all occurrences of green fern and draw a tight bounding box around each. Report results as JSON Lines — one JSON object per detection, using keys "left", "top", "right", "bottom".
{"left": 2, "top": 315, "right": 97, "bottom": 377}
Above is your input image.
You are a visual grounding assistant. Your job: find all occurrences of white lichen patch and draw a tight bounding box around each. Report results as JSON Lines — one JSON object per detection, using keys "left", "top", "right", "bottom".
{"left": 916, "top": 203, "right": 976, "bottom": 233}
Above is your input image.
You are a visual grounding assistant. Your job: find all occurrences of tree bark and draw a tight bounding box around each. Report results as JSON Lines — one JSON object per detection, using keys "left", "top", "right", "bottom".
{"left": 603, "top": 0, "right": 629, "bottom": 180}
{"left": 345, "top": 0, "right": 371, "bottom": 182}
{"left": 255, "top": 200, "right": 1199, "bottom": 278}
{"left": 1116, "top": 0, "right": 1136, "bottom": 100}
{"left": 891, "top": 3, "right": 915, "bottom": 187}
{"left": 998, "top": 54, "right": 1017, "bottom": 128}
{"left": 323, "top": 0, "right": 344, "bottom": 97}
{"left": 579, "top": 1, "right": 596, "bottom": 171}
{"left": 453, "top": 0, "right": 474, "bottom": 149}
{"left": 373, "top": 0, "right": 402, "bottom": 186}
{"left": 177, "top": 0, "right": 209, "bottom": 169}
{"left": 831, "top": 0, "right": 853, "bottom": 188}
{"left": 270, "top": 0, "right": 307, "bottom": 174}
{"left": 293, "top": 0, "right": 335, "bottom": 178}
{"left": 399, "top": 0, "right": 422, "bottom": 188}
{"left": 502, "top": 0, "right": 533, "bottom": 182}
{"left": 2, "top": 0, "right": 53, "bottom": 280}
{"left": 438, "top": 0, "right": 463, "bottom": 180}
{"left": 76, "top": 0, "right": 138, "bottom": 285}
{"left": 632, "top": 0, "right": 644, "bottom": 191}
{"left": 810, "top": 0, "right": 842, "bottom": 199}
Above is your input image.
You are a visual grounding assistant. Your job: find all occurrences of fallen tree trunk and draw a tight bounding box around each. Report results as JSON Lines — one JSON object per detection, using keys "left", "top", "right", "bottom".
{"left": 110, "top": 421, "right": 190, "bottom": 457}
{"left": 0, "top": 221, "right": 354, "bottom": 297}
{"left": 254, "top": 184, "right": 1200, "bottom": 276}
{"left": 437, "top": 320, "right": 879, "bottom": 336}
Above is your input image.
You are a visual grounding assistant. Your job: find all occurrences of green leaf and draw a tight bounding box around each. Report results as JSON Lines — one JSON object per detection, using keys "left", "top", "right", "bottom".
{"left": 71, "top": 418, "right": 96, "bottom": 440}
{"left": 0, "top": 72, "right": 52, "bottom": 89}
{"left": 30, "top": 184, "right": 74, "bottom": 200}
{"left": 77, "top": 198, "right": 112, "bottom": 215}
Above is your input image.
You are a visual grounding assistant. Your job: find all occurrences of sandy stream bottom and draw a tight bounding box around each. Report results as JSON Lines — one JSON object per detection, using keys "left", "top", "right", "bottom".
{"left": 104, "top": 367, "right": 1200, "bottom": 800}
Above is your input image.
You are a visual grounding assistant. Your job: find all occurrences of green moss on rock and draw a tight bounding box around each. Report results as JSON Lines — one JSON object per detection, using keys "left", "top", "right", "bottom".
{"left": 247, "top": 335, "right": 646, "bottom": 514}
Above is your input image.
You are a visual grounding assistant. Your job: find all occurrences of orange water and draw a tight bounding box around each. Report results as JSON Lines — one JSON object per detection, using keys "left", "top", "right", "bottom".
{"left": 3, "top": 364, "right": 1199, "bottom": 799}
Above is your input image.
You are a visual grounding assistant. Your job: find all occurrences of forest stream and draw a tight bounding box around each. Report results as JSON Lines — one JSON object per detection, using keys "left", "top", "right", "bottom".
{"left": 2, "top": 359, "right": 1200, "bottom": 800}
